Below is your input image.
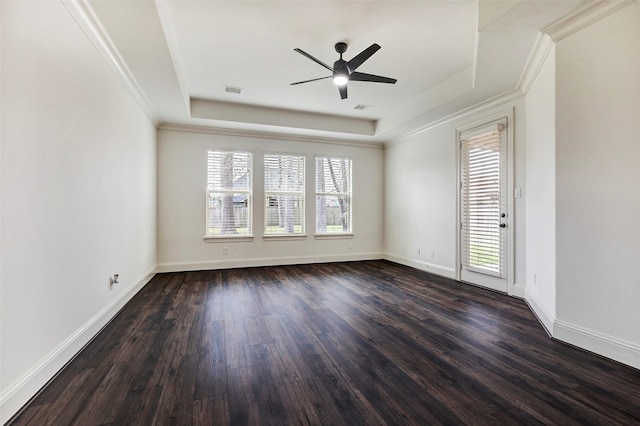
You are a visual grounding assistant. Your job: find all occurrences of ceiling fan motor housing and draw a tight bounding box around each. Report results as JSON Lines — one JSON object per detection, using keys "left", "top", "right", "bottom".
{"left": 335, "top": 42, "right": 348, "bottom": 54}
{"left": 333, "top": 59, "right": 350, "bottom": 77}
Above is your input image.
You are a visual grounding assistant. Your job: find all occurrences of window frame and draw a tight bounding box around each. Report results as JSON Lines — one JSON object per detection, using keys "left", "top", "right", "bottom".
{"left": 263, "top": 152, "right": 307, "bottom": 238}
{"left": 314, "top": 156, "right": 353, "bottom": 237}
{"left": 204, "top": 149, "right": 254, "bottom": 241}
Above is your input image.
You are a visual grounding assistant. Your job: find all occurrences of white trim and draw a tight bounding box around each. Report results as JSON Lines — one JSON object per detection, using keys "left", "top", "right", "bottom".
{"left": 517, "top": 32, "right": 554, "bottom": 96}
{"left": 159, "top": 123, "right": 384, "bottom": 149}
{"left": 382, "top": 253, "right": 456, "bottom": 280}
{"left": 542, "top": 0, "right": 636, "bottom": 42}
{"left": 204, "top": 236, "right": 254, "bottom": 243}
{"left": 262, "top": 234, "right": 308, "bottom": 242}
{"left": 314, "top": 233, "right": 354, "bottom": 240}
{"left": 554, "top": 320, "right": 640, "bottom": 370}
{"left": 0, "top": 267, "right": 156, "bottom": 424}
{"left": 156, "top": 252, "right": 382, "bottom": 273}
{"left": 524, "top": 287, "right": 555, "bottom": 336}
{"left": 61, "top": 0, "right": 160, "bottom": 126}
{"left": 512, "top": 282, "right": 526, "bottom": 298}
{"left": 384, "top": 90, "right": 522, "bottom": 148}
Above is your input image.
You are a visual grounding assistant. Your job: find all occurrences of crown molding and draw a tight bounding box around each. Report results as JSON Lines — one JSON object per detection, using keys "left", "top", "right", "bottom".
{"left": 158, "top": 123, "right": 385, "bottom": 149}
{"left": 516, "top": 0, "right": 635, "bottom": 97}
{"left": 384, "top": 89, "right": 522, "bottom": 148}
{"left": 61, "top": 0, "right": 161, "bottom": 126}
{"left": 543, "top": 0, "right": 636, "bottom": 42}
{"left": 517, "top": 32, "right": 554, "bottom": 96}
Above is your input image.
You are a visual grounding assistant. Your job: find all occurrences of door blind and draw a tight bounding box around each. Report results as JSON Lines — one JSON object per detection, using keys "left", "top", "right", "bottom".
{"left": 461, "top": 124, "right": 505, "bottom": 277}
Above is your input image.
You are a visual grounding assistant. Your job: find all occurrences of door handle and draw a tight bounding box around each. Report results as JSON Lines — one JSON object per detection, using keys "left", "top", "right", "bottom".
{"left": 499, "top": 223, "right": 506, "bottom": 228}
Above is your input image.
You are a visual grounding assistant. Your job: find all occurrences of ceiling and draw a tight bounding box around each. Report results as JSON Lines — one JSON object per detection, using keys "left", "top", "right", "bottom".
{"left": 87, "top": 0, "right": 588, "bottom": 143}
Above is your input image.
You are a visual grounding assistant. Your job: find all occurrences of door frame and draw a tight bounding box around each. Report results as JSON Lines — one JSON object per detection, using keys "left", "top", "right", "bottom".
{"left": 455, "top": 108, "right": 515, "bottom": 295}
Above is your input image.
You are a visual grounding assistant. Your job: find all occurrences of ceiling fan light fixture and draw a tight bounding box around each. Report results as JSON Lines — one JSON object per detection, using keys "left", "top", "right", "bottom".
{"left": 291, "top": 42, "right": 396, "bottom": 99}
{"left": 333, "top": 74, "right": 348, "bottom": 86}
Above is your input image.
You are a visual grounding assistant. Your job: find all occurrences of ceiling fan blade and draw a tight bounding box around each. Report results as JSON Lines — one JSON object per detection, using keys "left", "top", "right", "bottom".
{"left": 290, "top": 76, "right": 332, "bottom": 85}
{"left": 294, "top": 48, "right": 334, "bottom": 72}
{"left": 339, "top": 84, "right": 348, "bottom": 99}
{"left": 350, "top": 71, "right": 397, "bottom": 84}
{"left": 347, "top": 43, "right": 381, "bottom": 71}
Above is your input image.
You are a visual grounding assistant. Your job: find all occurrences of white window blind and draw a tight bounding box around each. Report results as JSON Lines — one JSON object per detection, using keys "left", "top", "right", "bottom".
{"left": 264, "top": 154, "right": 305, "bottom": 235}
{"left": 206, "top": 150, "right": 252, "bottom": 237}
{"left": 461, "top": 124, "right": 505, "bottom": 277}
{"left": 315, "top": 157, "right": 352, "bottom": 234}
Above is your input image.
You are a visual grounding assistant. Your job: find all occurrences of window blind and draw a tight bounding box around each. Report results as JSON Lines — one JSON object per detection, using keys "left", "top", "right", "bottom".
{"left": 461, "top": 124, "right": 505, "bottom": 277}
{"left": 206, "top": 150, "right": 252, "bottom": 236}
{"left": 315, "top": 157, "right": 352, "bottom": 234}
{"left": 264, "top": 154, "right": 305, "bottom": 235}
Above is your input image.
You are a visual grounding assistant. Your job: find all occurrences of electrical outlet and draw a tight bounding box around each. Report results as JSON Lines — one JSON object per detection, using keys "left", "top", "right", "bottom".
{"left": 348, "top": 241, "right": 353, "bottom": 250}
{"left": 533, "top": 273, "right": 537, "bottom": 285}
{"left": 430, "top": 249, "right": 435, "bottom": 258}
{"left": 223, "top": 247, "right": 229, "bottom": 255}
{"left": 417, "top": 248, "right": 421, "bottom": 255}
{"left": 109, "top": 274, "right": 119, "bottom": 289}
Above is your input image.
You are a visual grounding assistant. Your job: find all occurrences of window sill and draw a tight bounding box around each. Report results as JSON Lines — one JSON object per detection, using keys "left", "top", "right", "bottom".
{"left": 263, "top": 234, "right": 308, "bottom": 242}
{"left": 314, "top": 233, "right": 354, "bottom": 240}
{"left": 204, "top": 235, "right": 254, "bottom": 243}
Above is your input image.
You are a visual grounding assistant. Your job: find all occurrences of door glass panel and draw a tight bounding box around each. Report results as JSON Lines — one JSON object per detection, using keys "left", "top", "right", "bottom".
{"left": 461, "top": 125, "right": 506, "bottom": 278}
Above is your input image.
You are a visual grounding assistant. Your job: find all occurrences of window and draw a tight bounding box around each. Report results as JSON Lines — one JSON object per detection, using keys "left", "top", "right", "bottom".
{"left": 315, "top": 156, "right": 352, "bottom": 234}
{"left": 206, "top": 150, "right": 252, "bottom": 237}
{"left": 264, "top": 154, "right": 305, "bottom": 235}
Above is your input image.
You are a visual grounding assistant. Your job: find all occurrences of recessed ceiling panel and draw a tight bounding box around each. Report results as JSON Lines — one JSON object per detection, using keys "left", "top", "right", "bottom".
{"left": 157, "top": 1, "right": 477, "bottom": 120}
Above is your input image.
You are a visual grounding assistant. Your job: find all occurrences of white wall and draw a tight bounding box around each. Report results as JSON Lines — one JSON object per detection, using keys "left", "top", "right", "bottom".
{"left": 384, "top": 99, "right": 526, "bottom": 289}
{"left": 554, "top": 3, "right": 640, "bottom": 367}
{"left": 0, "top": 2, "right": 157, "bottom": 421}
{"left": 384, "top": 123, "right": 458, "bottom": 278}
{"left": 157, "top": 128, "right": 383, "bottom": 270}
{"left": 524, "top": 42, "right": 556, "bottom": 332}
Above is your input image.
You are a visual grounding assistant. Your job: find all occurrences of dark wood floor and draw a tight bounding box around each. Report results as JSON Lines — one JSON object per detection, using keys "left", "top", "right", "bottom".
{"left": 10, "top": 260, "right": 640, "bottom": 425}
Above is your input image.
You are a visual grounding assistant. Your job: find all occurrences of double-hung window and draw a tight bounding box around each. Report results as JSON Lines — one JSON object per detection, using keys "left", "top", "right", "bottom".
{"left": 206, "top": 150, "right": 252, "bottom": 237}
{"left": 264, "top": 154, "right": 305, "bottom": 235}
{"left": 315, "top": 156, "right": 352, "bottom": 234}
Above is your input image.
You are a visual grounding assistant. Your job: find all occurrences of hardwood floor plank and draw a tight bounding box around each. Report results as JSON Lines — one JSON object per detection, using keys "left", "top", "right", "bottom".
{"left": 193, "top": 395, "right": 230, "bottom": 426}
{"left": 111, "top": 385, "right": 163, "bottom": 425}
{"left": 71, "top": 363, "right": 134, "bottom": 425}
{"left": 9, "top": 260, "right": 640, "bottom": 425}
{"left": 317, "top": 318, "right": 461, "bottom": 424}
{"left": 244, "top": 315, "right": 274, "bottom": 346}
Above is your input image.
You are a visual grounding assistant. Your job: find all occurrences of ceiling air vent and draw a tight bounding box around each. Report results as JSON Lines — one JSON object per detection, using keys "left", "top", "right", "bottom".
{"left": 354, "top": 104, "right": 370, "bottom": 110}
{"left": 224, "top": 85, "right": 242, "bottom": 94}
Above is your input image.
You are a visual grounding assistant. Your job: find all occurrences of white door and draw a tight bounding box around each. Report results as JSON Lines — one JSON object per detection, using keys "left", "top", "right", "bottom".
{"left": 459, "top": 120, "right": 509, "bottom": 293}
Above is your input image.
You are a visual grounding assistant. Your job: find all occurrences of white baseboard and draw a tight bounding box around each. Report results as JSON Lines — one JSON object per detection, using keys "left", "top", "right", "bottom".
{"left": 512, "top": 282, "right": 526, "bottom": 298}
{"left": 156, "top": 252, "right": 383, "bottom": 273}
{"left": 382, "top": 253, "right": 456, "bottom": 280}
{"left": 0, "top": 267, "right": 157, "bottom": 424}
{"left": 524, "top": 287, "right": 555, "bottom": 336}
{"left": 554, "top": 320, "right": 640, "bottom": 371}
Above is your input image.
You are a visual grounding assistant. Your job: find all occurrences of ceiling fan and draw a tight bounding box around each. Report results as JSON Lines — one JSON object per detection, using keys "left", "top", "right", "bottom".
{"left": 290, "top": 42, "right": 397, "bottom": 100}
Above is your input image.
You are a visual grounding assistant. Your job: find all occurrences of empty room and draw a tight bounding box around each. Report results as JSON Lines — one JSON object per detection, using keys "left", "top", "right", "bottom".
{"left": 1, "top": 0, "right": 639, "bottom": 424}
